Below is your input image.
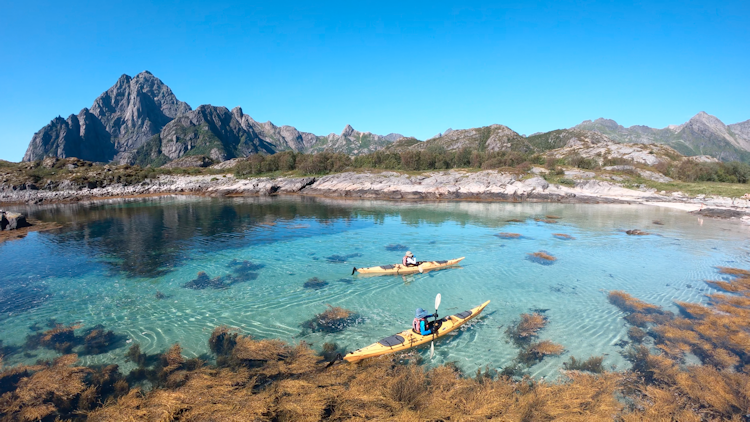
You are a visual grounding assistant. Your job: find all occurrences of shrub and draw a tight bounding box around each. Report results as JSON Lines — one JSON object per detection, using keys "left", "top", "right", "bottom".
{"left": 566, "top": 154, "right": 599, "bottom": 170}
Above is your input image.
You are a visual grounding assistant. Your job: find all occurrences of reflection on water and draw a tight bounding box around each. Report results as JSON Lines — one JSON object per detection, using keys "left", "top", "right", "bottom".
{"left": 1, "top": 196, "right": 749, "bottom": 378}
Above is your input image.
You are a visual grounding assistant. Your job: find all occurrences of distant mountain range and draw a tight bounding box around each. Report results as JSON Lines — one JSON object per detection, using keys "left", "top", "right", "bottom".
{"left": 23, "top": 71, "right": 750, "bottom": 165}
{"left": 24, "top": 71, "right": 403, "bottom": 165}
{"left": 575, "top": 113, "right": 750, "bottom": 162}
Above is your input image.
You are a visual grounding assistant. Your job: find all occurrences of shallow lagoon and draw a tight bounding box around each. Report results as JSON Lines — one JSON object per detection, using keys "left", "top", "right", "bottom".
{"left": 1, "top": 196, "right": 749, "bottom": 378}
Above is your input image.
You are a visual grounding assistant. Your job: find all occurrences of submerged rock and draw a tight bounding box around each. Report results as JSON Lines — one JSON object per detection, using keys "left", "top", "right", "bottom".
{"left": 385, "top": 244, "right": 409, "bottom": 251}
{"left": 183, "top": 271, "right": 255, "bottom": 290}
{"left": 303, "top": 277, "right": 328, "bottom": 290}
{"left": 625, "top": 229, "right": 650, "bottom": 236}
{"left": 228, "top": 260, "right": 264, "bottom": 281}
{"left": 325, "top": 253, "right": 362, "bottom": 263}
{"left": 300, "top": 305, "right": 360, "bottom": 334}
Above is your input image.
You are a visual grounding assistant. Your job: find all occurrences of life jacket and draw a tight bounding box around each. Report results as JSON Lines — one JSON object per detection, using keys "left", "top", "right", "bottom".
{"left": 412, "top": 318, "right": 432, "bottom": 335}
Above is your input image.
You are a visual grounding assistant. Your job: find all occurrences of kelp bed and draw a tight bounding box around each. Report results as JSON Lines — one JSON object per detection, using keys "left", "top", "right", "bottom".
{"left": 2, "top": 268, "right": 750, "bottom": 421}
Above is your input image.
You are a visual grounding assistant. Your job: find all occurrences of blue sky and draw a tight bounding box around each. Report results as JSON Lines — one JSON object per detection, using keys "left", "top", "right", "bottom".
{"left": 1, "top": 0, "right": 748, "bottom": 161}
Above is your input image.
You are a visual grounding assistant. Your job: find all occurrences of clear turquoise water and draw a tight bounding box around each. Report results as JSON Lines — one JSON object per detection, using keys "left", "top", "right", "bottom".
{"left": 2, "top": 196, "right": 749, "bottom": 378}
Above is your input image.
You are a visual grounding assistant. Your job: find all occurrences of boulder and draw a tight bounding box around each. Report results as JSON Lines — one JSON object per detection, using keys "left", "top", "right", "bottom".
{"left": 0, "top": 211, "right": 30, "bottom": 231}
{"left": 42, "top": 157, "right": 58, "bottom": 169}
{"left": 161, "top": 156, "right": 215, "bottom": 169}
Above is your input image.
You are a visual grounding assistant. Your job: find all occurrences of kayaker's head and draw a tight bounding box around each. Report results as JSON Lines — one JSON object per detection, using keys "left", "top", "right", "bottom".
{"left": 405, "top": 251, "right": 413, "bottom": 257}
{"left": 415, "top": 308, "right": 431, "bottom": 319}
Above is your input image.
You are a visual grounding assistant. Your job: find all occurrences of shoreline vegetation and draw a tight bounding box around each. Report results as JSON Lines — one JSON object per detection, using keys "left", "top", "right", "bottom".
{"left": 1, "top": 267, "right": 749, "bottom": 420}
{"left": 1, "top": 154, "right": 749, "bottom": 221}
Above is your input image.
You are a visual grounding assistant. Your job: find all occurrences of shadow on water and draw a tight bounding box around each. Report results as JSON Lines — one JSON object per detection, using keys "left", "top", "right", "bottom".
{"left": 20, "top": 197, "right": 379, "bottom": 278}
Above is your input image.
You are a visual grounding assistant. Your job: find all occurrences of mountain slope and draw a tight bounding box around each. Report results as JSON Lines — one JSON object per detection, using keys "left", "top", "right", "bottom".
{"left": 307, "top": 125, "right": 399, "bottom": 155}
{"left": 24, "top": 71, "right": 191, "bottom": 163}
{"left": 90, "top": 71, "right": 191, "bottom": 155}
{"left": 389, "top": 124, "right": 533, "bottom": 153}
{"left": 575, "top": 113, "right": 750, "bottom": 162}
{"left": 23, "top": 109, "right": 116, "bottom": 163}
{"left": 525, "top": 129, "right": 612, "bottom": 151}
{"left": 133, "top": 105, "right": 278, "bottom": 164}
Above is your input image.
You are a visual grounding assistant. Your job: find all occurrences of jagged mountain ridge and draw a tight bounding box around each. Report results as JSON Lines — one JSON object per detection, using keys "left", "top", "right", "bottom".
{"left": 24, "top": 72, "right": 405, "bottom": 165}
{"left": 25, "top": 71, "right": 191, "bottom": 164}
{"left": 388, "top": 124, "right": 538, "bottom": 154}
{"left": 22, "top": 71, "right": 748, "bottom": 165}
{"left": 575, "top": 112, "right": 750, "bottom": 162}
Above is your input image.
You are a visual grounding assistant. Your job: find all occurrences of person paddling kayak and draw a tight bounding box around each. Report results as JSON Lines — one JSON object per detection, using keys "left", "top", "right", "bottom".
{"left": 412, "top": 307, "right": 438, "bottom": 335}
{"left": 403, "top": 251, "right": 419, "bottom": 267}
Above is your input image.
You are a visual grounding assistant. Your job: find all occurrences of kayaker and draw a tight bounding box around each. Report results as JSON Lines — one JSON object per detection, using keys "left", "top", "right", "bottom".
{"left": 412, "top": 308, "right": 436, "bottom": 335}
{"left": 403, "top": 251, "right": 418, "bottom": 267}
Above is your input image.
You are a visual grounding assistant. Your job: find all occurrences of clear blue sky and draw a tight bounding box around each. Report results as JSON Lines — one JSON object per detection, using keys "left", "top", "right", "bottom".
{"left": 1, "top": 0, "right": 748, "bottom": 161}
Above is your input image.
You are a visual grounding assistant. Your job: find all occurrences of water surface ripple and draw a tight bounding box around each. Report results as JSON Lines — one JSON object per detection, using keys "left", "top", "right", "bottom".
{"left": 1, "top": 196, "right": 748, "bottom": 377}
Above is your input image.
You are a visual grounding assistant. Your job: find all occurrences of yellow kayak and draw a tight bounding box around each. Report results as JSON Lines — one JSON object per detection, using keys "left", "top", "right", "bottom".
{"left": 343, "top": 300, "right": 490, "bottom": 363}
{"left": 352, "top": 257, "right": 465, "bottom": 276}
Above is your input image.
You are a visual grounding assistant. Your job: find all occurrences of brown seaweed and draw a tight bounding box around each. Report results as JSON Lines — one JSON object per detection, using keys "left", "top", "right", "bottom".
{"left": 552, "top": 233, "right": 575, "bottom": 240}
{"left": 518, "top": 340, "right": 565, "bottom": 365}
{"left": 300, "top": 305, "right": 360, "bottom": 334}
{"left": 495, "top": 232, "right": 522, "bottom": 239}
{"left": 563, "top": 356, "right": 605, "bottom": 373}
{"left": 506, "top": 312, "right": 549, "bottom": 344}
{"left": 4, "top": 268, "right": 750, "bottom": 421}
{"left": 526, "top": 251, "right": 557, "bottom": 265}
{"left": 22, "top": 322, "right": 122, "bottom": 356}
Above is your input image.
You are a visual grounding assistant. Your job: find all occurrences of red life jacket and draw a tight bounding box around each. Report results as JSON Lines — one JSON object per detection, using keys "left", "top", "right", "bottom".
{"left": 412, "top": 318, "right": 431, "bottom": 335}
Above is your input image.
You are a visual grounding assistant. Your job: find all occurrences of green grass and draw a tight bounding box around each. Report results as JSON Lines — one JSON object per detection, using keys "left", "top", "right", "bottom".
{"left": 631, "top": 178, "right": 750, "bottom": 198}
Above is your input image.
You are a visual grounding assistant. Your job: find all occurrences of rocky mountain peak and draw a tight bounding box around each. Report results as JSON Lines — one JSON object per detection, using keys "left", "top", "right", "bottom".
{"left": 688, "top": 111, "right": 724, "bottom": 128}
{"left": 230, "top": 106, "right": 245, "bottom": 121}
{"left": 593, "top": 118, "right": 621, "bottom": 130}
{"left": 341, "top": 124, "right": 356, "bottom": 137}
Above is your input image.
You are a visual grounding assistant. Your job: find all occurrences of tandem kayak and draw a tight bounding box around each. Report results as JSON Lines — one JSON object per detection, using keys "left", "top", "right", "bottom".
{"left": 343, "top": 300, "right": 490, "bottom": 363}
{"left": 352, "top": 257, "right": 465, "bottom": 276}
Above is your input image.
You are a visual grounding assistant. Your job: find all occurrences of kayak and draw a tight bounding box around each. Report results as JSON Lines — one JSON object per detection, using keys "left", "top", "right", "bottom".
{"left": 352, "top": 257, "right": 465, "bottom": 276}
{"left": 343, "top": 300, "right": 490, "bottom": 363}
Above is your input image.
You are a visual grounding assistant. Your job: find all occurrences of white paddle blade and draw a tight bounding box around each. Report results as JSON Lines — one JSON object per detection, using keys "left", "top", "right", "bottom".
{"left": 430, "top": 341, "right": 435, "bottom": 359}
{"left": 418, "top": 265, "right": 424, "bottom": 273}
{"left": 435, "top": 293, "right": 442, "bottom": 311}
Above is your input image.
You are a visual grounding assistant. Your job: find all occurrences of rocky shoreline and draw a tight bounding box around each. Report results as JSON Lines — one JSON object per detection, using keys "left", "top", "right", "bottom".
{"left": 1, "top": 170, "right": 749, "bottom": 220}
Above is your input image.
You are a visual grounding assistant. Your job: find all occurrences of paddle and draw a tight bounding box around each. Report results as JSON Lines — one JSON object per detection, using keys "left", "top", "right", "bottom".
{"left": 430, "top": 293, "right": 441, "bottom": 359}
